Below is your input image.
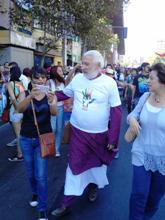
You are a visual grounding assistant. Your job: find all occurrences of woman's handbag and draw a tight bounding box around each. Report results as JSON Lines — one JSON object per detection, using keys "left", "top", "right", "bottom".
{"left": 31, "top": 100, "right": 56, "bottom": 158}
{"left": 124, "top": 93, "right": 150, "bottom": 143}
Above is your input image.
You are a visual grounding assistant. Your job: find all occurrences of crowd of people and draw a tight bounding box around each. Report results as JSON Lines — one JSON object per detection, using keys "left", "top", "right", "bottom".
{"left": 0, "top": 50, "right": 165, "bottom": 220}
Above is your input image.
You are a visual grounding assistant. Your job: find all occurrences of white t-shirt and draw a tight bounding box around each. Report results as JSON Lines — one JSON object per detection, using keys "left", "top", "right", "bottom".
{"left": 63, "top": 73, "right": 121, "bottom": 133}
{"left": 48, "top": 79, "right": 64, "bottom": 106}
{"left": 19, "top": 74, "right": 29, "bottom": 90}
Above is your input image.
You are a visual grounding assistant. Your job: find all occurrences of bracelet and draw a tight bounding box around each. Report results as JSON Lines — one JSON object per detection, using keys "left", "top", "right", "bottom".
{"left": 48, "top": 100, "right": 56, "bottom": 106}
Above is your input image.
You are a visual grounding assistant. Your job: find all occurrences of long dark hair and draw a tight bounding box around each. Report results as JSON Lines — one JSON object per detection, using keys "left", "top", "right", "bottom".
{"left": 10, "top": 66, "right": 21, "bottom": 82}
{"left": 50, "top": 66, "right": 65, "bottom": 84}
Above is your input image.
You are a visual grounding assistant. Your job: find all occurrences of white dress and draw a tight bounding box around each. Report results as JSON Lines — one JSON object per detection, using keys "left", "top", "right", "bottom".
{"left": 64, "top": 165, "right": 109, "bottom": 196}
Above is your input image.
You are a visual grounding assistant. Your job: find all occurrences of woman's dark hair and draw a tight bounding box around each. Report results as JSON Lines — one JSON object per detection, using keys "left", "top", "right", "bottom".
{"left": 151, "top": 63, "right": 165, "bottom": 85}
{"left": 141, "top": 62, "right": 150, "bottom": 71}
{"left": 23, "top": 68, "right": 32, "bottom": 78}
{"left": 9, "top": 61, "right": 18, "bottom": 67}
{"left": 10, "top": 66, "right": 21, "bottom": 81}
{"left": 106, "top": 64, "right": 113, "bottom": 69}
{"left": 31, "top": 67, "right": 47, "bottom": 79}
{"left": 50, "top": 66, "right": 65, "bottom": 84}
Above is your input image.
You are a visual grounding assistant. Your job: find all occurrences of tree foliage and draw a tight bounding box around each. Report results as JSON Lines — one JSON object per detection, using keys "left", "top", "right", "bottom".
{"left": 63, "top": 0, "right": 126, "bottom": 52}
{"left": 6, "top": 0, "right": 129, "bottom": 63}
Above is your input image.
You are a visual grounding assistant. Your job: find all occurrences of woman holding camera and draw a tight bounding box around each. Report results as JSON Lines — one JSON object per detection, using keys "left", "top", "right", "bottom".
{"left": 127, "top": 63, "right": 165, "bottom": 220}
{"left": 17, "top": 68, "right": 57, "bottom": 220}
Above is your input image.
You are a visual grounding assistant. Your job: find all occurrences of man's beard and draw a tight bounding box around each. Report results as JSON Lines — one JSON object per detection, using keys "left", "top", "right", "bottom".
{"left": 84, "top": 71, "right": 99, "bottom": 79}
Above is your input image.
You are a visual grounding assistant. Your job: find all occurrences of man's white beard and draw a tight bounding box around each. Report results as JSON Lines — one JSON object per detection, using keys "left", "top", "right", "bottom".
{"left": 84, "top": 71, "right": 99, "bottom": 79}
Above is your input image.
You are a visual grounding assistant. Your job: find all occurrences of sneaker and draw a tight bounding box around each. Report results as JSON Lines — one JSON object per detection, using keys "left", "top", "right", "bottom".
{"left": 88, "top": 185, "right": 98, "bottom": 202}
{"left": 8, "top": 155, "right": 23, "bottom": 162}
{"left": 51, "top": 206, "right": 70, "bottom": 217}
{"left": 56, "top": 152, "right": 61, "bottom": 157}
{"left": 6, "top": 139, "right": 17, "bottom": 147}
{"left": 114, "top": 152, "right": 119, "bottom": 159}
{"left": 29, "top": 194, "right": 38, "bottom": 207}
{"left": 38, "top": 211, "right": 48, "bottom": 220}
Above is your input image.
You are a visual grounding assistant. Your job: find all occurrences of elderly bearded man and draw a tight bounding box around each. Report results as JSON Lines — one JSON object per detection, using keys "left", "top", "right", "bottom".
{"left": 52, "top": 50, "right": 122, "bottom": 217}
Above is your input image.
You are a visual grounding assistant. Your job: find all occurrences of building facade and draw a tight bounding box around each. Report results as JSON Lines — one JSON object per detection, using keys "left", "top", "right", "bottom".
{"left": 0, "top": 0, "right": 65, "bottom": 69}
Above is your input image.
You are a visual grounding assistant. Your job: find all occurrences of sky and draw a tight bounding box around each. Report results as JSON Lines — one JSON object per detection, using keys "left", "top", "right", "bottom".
{"left": 124, "top": 0, "right": 165, "bottom": 62}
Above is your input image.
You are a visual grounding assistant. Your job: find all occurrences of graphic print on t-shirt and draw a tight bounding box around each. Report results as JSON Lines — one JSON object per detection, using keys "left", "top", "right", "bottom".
{"left": 82, "top": 88, "right": 96, "bottom": 111}
{"left": 138, "top": 77, "right": 149, "bottom": 94}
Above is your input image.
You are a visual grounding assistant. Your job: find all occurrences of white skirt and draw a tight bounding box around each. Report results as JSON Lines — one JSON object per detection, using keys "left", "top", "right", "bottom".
{"left": 64, "top": 165, "right": 109, "bottom": 196}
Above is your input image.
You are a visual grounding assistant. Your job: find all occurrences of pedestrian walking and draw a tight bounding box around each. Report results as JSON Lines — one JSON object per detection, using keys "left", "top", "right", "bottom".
{"left": 7, "top": 65, "right": 24, "bottom": 161}
{"left": 132, "top": 62, "right": 150, "bottom": 107}
{"left": 17, "top": 68, "right": 57, "bottom": 220}
{"left": 51, "top": 50, "right": 122, "bottom": 217}
{"left": 125, "top": 68, "right": 137, "bottom": 113}
{"left": 127, "top": 63, "right": 165, "bottom": 220}
{"left": 47, "top": 66, "right": 65, "bottom": 157}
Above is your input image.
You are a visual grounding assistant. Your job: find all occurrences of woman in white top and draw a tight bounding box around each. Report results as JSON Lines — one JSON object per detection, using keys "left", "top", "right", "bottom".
{"left": 127, "top": 63, "right": 165, "bottom": 220}
{"left": 7, "top": 66, "right": 24, "bottom": 161}
{"left": 48, "top": 66, "right": 65, "bottom": 157}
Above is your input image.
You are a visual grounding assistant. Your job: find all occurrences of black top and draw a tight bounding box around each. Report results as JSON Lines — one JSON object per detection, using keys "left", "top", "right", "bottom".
{"left": 20, "top": 91, "right": 52, "bottom": 138}
{"left": 133, "top": 74, "right": 149, "bottom": 98}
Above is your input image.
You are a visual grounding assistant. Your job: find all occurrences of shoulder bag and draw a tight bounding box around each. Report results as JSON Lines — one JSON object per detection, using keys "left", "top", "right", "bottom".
{"left": 31, "top": 99, "right": 56, "bottom": 158}
{"left": 124, "top": 93, "right": 150, "bottom": 143}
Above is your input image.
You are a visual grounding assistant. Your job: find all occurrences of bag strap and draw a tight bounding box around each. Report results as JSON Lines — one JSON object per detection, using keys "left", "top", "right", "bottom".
{"left": 140, "top": 92, "right": 150, "bottom": 112}
{"left": 31, "top": 99, "right": 41, "bottom": 137}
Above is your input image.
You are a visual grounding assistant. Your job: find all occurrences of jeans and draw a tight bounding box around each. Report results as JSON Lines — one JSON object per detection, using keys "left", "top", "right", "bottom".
{"left": 129, "top": 166, "right": 165, "bottom": 220}
{"left": 51, "top": 105, "right": 64, "bottom": 154}
{"left": 20, "top": 136, "right": 48, "bottom": 211}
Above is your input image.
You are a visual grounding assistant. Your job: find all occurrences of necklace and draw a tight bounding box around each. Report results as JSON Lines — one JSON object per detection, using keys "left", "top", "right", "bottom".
{"left": 154, "top": 94, "right": 165, "bottom": 103}
{"left": 154, "top": 95, "right": 160, "bottom": 103}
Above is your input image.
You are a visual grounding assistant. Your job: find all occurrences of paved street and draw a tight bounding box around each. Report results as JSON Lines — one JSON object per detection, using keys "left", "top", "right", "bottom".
{"left": 0, "top": 109, "right": 165, "bottom": 220}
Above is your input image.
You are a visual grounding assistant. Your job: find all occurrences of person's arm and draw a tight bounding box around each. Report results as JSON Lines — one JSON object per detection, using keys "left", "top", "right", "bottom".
{"left": 124, "top": 85, "right": 128, "bottom": 99}
{"left": 131, "top": 85, "right": 136, "bottom": 101}
{"left": 108, "top": 106, "right": 122, "bottom": 151}
{"left": 132, "top": 77, "right": 137, "bottom": 101}
{"left": 56, "top": 76, "right": 75, "bottom": 101}
{"left": 47, "top": 91, "right": 57, "bottom": 116}
{"left": 17, "top": 87, "right": 39, "bottom": 113}
{"left": 7, "top": 82, "right": 17, "bottom": 110}
{"left": 65, "top": 64, "right": 81, "bottom": 86}
{"left": 55, "top": 91, "right": 70, "bottom": 101}
{"left": 107, "top": 80, "right": 122, "bottom": 151}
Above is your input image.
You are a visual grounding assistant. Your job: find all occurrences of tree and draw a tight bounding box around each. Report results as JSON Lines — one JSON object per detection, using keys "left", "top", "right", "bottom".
{"left": 63, "top": 0, "right": 128, "bottom": 53}
{"left": 8, "top": 0, "right": 129, "bottom": 66}
{"left": 10, "top": 0, "right": 74, "bottom": 66}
